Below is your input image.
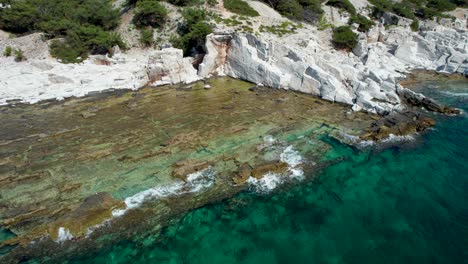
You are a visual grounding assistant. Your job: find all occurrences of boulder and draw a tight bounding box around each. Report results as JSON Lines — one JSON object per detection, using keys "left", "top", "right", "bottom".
{"left": 147, "top": 48, "right": 200, "bottom": 86}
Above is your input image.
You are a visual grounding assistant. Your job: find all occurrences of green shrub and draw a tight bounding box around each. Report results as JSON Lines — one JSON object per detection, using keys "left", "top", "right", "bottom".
{"left": 276, "top": 0, "right": 304, "bottom": 18}
{"left": 133, "top": 0, "right": 168, "bottom": 28}
{"left": 427, "top": 0, "right": 456, "bottom": 11}
{"left": 4, "top": 46, "right": 12, "bottom": 57}
{"left": 140, "top": 28, "right": 154, "bottom": 47}
{"left": 332, "top": 26, "right": 358, "bottom": 50}
{"left": 50, "top": 39, "right": 87, "bottom": 63}
{"left": 368, "top": 0, "right": 458, "bottom": 22}
{"left": 326, "top": 0, "right": 357, "bottom": 15}
{"left": 206, "top": 0, "right": 218, "bottom": 6}
{"left": 368, "top": 0, "right": 394, "bottom": 16}
{"left": 301, "top": 0, "right": 324, "bottom": 22}
{"left": 410, "top": 19, "right": 419, "bottom": 31}
{"left": 14, "top": 48, "right": 25, "bottom": 62}
{"left": 392, "top": 3, "right": 416, "bottom": 19}
{"left": 449, "top": 0, "right": 467, "bottom": 7}
{"left": 417, "top": 6, "right": 439, "bottom": 19}
{"left": 0, "top": 0, "right": 124, "bottom": 63}
{"left": 349, "top": 14, "right": 375, "bottom": 32}
{"left": 0, "top": 1, "right": 39, "bottom": 33}
{"left": 224, "top": 0, "right": 259, "bottom": 16}
{"left": 167, "top": 0, "right": 204, "bottom": 6}
{"left": 171, "top": 8, "right": 213, "bottom": 55}
{"left": 260, "top": 0, "right": 323, "bottom": 22}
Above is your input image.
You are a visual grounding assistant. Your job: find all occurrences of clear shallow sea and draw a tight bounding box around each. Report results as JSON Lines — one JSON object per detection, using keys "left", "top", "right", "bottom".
{"left": 20, "top": 78, "right": 468, "bottom": 263}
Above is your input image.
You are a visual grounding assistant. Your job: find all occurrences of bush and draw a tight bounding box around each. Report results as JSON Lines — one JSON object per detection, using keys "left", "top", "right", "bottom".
{"left": 410, "top": 19, "right": 419, "bottom": 31}
{"left": 50, "top": 39, "right": 87, "bottom": 63}
{"left": 167, "top": 0, "right": 204, "bottom": 5}
{"left": 276, "top": 0, "right": 304, "bottom": 18}
{"left": 368, "top": 0, "right": 394, "bottom": 16}
{"left": 171, "top": 8, "right": 213, "bottom": 55}
{"left": 0, "top": 0, "right": 124, "bottom": 63}
{"left": 427, "top": 0, "right": 457, "bottom": 11}
{"left": 133, "top": 0, "right": 168, "bottom": 28}
{"left": 332, "top": 26, "right": 358, "bottom": 50}
{"left": 140, "top": 28, "right": 154, "bottom": 47}
{"left": 14, "top": 48, "right": 25, "bottom": 62}
{"left": 260, "top": 0, "right": 323, "bottom": 22}
{"left": 300, "top": 0, "right": 324, "bottom": 22}
{"left": 4, "top": 46, "right": 12, "bottom": 57}
{"left": 0, "top": 1, "right": 39, "bottom": 33}
{"left": 369, "top": 0, "right": 458, "bottom": 22}
{"left": 392, "top": 3, "right": 416, "bottom": 19}
{"left": 224, "top": 0, "right": 259, "bottom": 17}
{"left": 349, "top": 14, "right": 375, "bottom": 32}
{"left": 326, "top": 0, "right": 356, "bottom": 15}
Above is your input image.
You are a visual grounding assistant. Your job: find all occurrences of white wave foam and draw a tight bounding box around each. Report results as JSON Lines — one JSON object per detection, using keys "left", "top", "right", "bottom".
{"left": 340, "top": 132, "right": 375, "bottom": 147}
{"left": 56, "top": 227, "right": 74, "bottom": 243}
{"left": 381, "top": 133, "right": 415, "bottom": 143}
{"left": 247, "top": 173, "right": 283, "bottom": 193}
{"left": 112, "top": 167, "right": 215, "bottom": 217}
{"left": 441, "top": 91, "right": 468, "bottom": 97}
{"left": 186, "top": 167, "right": 216, "bottom": 193}
{"left": 280, "top": 145, "right": 304, "bottom": 179}
{"left": 264, "top": 135, "right": 277, "bottom": 143}
{"left": 248, "top": 145, "right": 305, "bottom": 192}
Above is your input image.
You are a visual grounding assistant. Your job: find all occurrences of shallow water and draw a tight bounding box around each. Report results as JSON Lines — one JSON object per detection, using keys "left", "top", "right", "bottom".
{"left": 63, "top": 78, "right": 468, "bottom": 264}
{"left": 0, "top": 77, "right": 376, "bottom": 261}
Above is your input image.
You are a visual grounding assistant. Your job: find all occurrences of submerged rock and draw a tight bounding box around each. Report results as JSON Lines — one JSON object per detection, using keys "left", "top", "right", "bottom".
{"left": 398, "top": 86, "right": 461, "bottom": 114}
{"left": 361, "top": 111, "right": 436, "bottom": 141}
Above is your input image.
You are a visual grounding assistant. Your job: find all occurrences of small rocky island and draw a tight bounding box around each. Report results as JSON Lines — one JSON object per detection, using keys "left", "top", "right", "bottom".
{"left": 0, "top": 0, "right": 466, "bottom": 262}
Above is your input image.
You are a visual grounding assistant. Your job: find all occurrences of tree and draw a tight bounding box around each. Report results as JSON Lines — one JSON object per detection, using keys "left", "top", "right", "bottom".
{"left": 133, "top": 0, "right": 168, "bottom": 28}
{"left": 171, "top": 8, "right": 213, "bottom": 55}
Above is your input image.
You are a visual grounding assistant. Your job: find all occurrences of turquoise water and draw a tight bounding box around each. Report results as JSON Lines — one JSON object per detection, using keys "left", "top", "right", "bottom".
{"left": 41, "top": 79, "right": 468, "bottom": 263}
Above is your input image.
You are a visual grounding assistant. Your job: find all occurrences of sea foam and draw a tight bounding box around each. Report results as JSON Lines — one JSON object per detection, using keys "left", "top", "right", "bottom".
{"left": 112, "top": 167, "right": 215, "bottom": 217}
{"left": 56, "top": 227, "right": 74, "bottom": 243}
{"left": 248, "top": 145, "right": 305, "bottom": 193}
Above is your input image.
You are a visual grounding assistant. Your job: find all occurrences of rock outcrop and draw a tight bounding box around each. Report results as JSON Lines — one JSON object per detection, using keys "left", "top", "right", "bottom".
{"left": 0, "top": 37, "right": 199, "bottom": 104}
{"left": 147, "top": 48, "right": 199, "bottom": 86}
{"left": 200, "top": 17, "right": 466, "bottom": 115}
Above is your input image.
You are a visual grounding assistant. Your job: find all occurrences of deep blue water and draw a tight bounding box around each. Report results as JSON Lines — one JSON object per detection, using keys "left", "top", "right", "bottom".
{"left": 23, "top": 78, "right": 468, "bottom": 263}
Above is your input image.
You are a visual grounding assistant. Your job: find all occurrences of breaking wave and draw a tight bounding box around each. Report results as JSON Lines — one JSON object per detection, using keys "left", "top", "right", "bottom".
{"left": 56, "top": 227, "right": 74, "bottom": 243}
{"left": 112, "top": 167, "right": 216, "bottom": 217}
{"left": 248, "top": 145, "right": 305, "bottom": 193}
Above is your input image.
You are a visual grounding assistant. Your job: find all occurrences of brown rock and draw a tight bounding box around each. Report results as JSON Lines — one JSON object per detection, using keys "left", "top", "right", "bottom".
{"left": 251, "top": 161, "right": 289, "bottom": 178}
{"left": 172, "top": 160, "right": 211, "bottom": 181}
{"left": 232, "top": 163, "right": 253, "bottom": 185}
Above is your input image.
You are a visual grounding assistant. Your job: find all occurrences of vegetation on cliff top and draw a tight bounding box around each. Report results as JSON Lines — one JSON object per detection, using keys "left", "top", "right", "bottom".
{"left": 369, "top": 0, "right": 463, "bottom": 21}
{"left": 133, "top": 0, "right": 168, "bottom": 28}
{"left": 260, "top": 0, "right": 324, "bottom": 22}
{"left": 171, "top": 7, "right": 213, "bottom": 55}
{"left": 224, "top": 0, "right": 260, "bottom": 16}
{"left": 0, "top": 0, "right": 125, "bottom": 63}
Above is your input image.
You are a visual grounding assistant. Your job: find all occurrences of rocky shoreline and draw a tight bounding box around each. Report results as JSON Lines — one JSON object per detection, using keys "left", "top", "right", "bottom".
{"left": 0, "top": 77, "right": 380, "bottom": 262}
